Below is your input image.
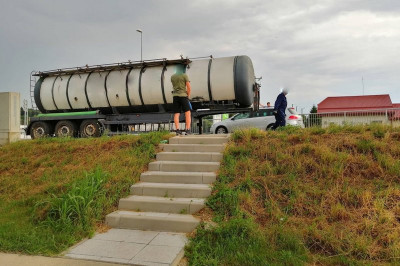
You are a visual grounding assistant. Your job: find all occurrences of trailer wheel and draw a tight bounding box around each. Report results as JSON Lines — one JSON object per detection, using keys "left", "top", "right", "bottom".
{"left": 55, "top": 120, "right": 78, "bottom": 138}
{"left": 80, "top": 119, "right": 102, "bottom": 138}
{"left": 30, "top": 121, "right": 51, "bottom": 139}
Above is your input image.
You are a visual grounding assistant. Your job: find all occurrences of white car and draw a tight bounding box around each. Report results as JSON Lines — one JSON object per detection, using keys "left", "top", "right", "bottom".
{"left": 210, "top": 107, "right": 304, "bottom": 134}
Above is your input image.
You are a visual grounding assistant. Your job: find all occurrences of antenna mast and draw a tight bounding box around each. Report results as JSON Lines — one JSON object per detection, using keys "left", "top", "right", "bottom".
{"left": 362, "top": 76, "right": 365, "bottom": 95}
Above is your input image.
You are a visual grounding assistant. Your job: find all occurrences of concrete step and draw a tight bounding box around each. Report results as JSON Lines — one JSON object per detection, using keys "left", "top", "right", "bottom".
{"left": 148, "top": 161, "right": 220, "bottom": 172}
{"left": 156, "top": 152, "right": 223, "bottom": 162}
{"left": 140, "top": 171, "right": 217, "bottom": 184}
{"left": 169, "top": 136, "right": 229, "bottom": 145}
{"left": 162, "top": 144, "right": 225, "bottom": 152}
{"left": 188, "top": 134, "right": 230, "bottom": 137}
{"left": 131, "top": 182, "right": 212, "bottom": 198}
{"left": 119, "top": 195, "right": 205, "bottom": 214}
{"left": 106, "top": 211, "right": 200, "bottom": 233}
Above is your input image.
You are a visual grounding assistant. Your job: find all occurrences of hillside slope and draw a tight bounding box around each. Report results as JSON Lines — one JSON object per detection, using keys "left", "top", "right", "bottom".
{"left": 0, "top": 132, "right": 169, "bottom": 255}
{"left": 187, "top": 126, "right": 400, "bottom": 265}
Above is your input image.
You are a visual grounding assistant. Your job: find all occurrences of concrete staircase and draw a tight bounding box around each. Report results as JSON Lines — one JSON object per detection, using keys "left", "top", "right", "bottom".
{"left": 106, "top": 134, "right": 229, "bottom": 233}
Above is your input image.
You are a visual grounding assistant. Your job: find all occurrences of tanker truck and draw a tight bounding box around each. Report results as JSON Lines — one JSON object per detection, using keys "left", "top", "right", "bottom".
{"left": 27, "top": 55, "right": 260, "bottom": 138}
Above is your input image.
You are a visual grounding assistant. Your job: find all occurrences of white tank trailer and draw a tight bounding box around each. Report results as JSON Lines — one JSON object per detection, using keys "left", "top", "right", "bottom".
{"left": 27, "top": 55, "right": 260, "bottom": 138}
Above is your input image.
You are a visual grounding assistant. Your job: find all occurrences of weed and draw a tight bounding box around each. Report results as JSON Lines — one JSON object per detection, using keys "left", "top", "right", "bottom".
{"left": 186, "top": 218, "right": 308, "bottom": 266}
{"left": 206, "top": 184, "right": 239, "bottom": 220}
{"left": 34, "top": 167, "right": 108, "bottom": 232}
{"left": 356, "top": 138, "right": 375, "bottom": 154}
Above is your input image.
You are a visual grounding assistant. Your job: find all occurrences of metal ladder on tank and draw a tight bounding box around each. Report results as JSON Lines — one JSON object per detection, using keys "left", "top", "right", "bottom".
{"left": 30, "top": 71, "right": 38, "bottom": 110}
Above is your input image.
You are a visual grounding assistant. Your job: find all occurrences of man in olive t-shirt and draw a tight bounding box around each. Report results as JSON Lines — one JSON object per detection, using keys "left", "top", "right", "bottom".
{"left": 171, "top": 64, "right": 191, "bottom": 135}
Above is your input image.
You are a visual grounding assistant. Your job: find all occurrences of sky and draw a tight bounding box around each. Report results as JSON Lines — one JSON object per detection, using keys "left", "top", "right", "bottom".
{"left": 1, "top": 0, "right": 400, "bottom": 113}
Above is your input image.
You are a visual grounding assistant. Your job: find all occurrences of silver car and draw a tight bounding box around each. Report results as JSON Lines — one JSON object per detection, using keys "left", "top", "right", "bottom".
{"left": 210, "top": 107, "right": 304, "bottom": 134}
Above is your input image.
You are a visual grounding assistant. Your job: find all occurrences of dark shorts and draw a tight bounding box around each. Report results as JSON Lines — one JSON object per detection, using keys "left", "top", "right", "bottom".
{"left": 173, "top": 96, "right": 191, "bottom": 113}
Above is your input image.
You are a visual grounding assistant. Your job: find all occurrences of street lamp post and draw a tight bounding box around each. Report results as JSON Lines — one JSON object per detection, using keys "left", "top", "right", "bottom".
{"left": 136, "top": 29, "right": 142, "bottom": 61}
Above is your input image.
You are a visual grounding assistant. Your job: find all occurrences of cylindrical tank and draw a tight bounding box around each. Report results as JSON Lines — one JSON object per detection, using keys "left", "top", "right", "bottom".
{"left": 34, "top": 55, "right": 255, "bottom": 114}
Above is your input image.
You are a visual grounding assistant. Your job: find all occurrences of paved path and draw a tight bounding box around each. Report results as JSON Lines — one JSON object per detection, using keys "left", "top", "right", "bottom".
{"left": 0, "top": 252, "right": 120, "bottom": 266}
{"left": 66, "top": 229, "right": 186, "bottom": 265}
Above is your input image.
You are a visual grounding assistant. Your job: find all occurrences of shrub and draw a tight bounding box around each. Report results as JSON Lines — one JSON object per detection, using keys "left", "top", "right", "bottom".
{"left": 35, "top": 167, "right": 108, "bottom": 232}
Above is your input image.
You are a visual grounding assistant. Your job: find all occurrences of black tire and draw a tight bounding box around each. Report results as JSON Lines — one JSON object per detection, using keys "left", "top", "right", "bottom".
{"left": 30, "top": 121, "right": 51, "bottom": 139}
{"left": 80, "top": 119, "right": 102, "bottom": 138}
{"left": 55, "top": 120, "right": 78, "bottom": 138}
{"left": 215, "top": 126, "right": 228, "bottom": 134}
{"left": 266, "top": 123, "right": 275, "bottom": 130}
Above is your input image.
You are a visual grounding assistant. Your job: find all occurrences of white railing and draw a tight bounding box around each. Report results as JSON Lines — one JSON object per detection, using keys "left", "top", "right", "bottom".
{"left": 301, "top": 108, "right": 400, "bottom": 128}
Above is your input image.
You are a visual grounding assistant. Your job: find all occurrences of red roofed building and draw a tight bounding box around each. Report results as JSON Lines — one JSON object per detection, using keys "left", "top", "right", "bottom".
{"left": 317, "top": 94, "right": 400, "bottom": 127}
{"left": 392, "top": 103, "right": 400, "bottom": 125}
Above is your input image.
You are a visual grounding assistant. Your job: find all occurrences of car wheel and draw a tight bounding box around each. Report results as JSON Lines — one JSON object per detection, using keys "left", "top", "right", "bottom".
{"left": 215, "top": 126, "right": 228, "bottom": 134}
{"left": 266, "top": 123, "right": 275, "bottom": 130}
{"left": 55, "top": 120, "right": 78, "bottom": 138}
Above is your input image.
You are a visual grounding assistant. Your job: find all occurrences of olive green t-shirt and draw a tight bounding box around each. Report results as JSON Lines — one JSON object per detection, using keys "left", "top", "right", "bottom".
{"left": 171, "top": 73, "right": 189, "bottom": 97}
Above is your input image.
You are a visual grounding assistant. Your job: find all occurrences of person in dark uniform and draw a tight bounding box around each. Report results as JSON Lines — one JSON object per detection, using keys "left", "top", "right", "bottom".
{"left": 171, "top": 64, "right": 191, "bottom": 135}
{"left": 272, "top": 88, "right": 288, "bottom": 130}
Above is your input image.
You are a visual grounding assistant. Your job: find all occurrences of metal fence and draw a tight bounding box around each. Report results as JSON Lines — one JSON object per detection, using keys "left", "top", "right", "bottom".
{"left": 110, "top": 108, "right": 400, "bottom": 135}
{"left": 302, "top": 108, "right": 400, "bottom": 128}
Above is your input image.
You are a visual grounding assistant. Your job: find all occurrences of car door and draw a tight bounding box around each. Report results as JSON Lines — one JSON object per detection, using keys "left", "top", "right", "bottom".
{"left": 249, "top": 110, "right": 270, "bottom": 129}
{"left": 229, "top": 112, "right": 252, "bottom": 130}
{"left": 263, "top": 108, "right": 276, "bottom": 128}
{"left": 247, "top": 109, "right": 275, "bottom": 129}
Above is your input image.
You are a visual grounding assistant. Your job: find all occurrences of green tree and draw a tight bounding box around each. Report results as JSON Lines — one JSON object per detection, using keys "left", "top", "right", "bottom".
{"left": 310, "top": 105, "right": 317, "bottom": 113}
{"left": 20, "top": 108, "right": 41, "bottom": 125}
{"left": 305, "top": 104, "right": 321, "bottom": 127}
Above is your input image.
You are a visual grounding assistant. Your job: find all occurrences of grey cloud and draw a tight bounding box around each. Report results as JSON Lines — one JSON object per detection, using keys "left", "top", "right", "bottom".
{"left": 1, "top": 0, "right": 400, "bottom": 111}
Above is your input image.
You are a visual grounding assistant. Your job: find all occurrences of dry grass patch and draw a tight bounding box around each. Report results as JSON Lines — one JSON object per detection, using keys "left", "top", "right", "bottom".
{"left": 187, "top": 125, "right": 400, "bottom": 265}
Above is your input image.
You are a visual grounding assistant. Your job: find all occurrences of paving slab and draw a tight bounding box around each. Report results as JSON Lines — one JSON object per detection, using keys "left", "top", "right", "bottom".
{"left": 65, "top": 229, "right": 187, "bottom": 266}
{"left": 0, "top": 252, "right": 121, "bottom": 266}
{"left": 149, "top": 233, "right": 187, "bottom": 247}
{"left": 132, "top": 245, "right": 183, "bottom": 264}
{"left": 68, "top": 239, "right": 145, "bottom": 260}
{"left": 92, "top": 229, "right": 158, "bottom": 244}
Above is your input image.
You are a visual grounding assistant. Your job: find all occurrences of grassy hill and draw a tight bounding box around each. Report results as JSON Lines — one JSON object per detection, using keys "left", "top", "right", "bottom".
{"left": 0, "top": 132, "right": 169, "bottom": 255}
{"left": 186, "top": 126, "right": 400, "bottom": 265}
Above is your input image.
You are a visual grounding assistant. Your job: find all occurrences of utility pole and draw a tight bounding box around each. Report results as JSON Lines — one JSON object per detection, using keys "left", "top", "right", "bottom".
{"left": 362, "top": 76, "right": 365, "bottom": 95}
{"left": 136, "top": 29, "right": 143, "bottom": 61}
{"left": 23, "top": 99, "right": 28, "bottom": 138}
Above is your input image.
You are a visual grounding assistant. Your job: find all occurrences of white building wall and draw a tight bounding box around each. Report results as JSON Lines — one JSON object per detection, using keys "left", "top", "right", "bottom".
{"left": 321, "top": 115, "right": 388, "bottom": 128}
{"left": 0, "top": 92, "right": 21, "bottom": 145}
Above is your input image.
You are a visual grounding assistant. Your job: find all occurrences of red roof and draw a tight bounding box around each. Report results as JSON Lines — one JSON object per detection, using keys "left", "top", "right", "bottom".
{"left": 392, "top": 103, "right": 400, "bottom": 120}
{"left": 318, "top": 94, "right": 393, "bottom": 113}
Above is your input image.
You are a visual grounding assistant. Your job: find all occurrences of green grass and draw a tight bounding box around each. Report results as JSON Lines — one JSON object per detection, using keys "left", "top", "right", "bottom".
{"left": 186, "top": 125, "right": 400, "bottom": 265}
{"left": 0, "top": 132, "right": 170, "bottom": 255}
